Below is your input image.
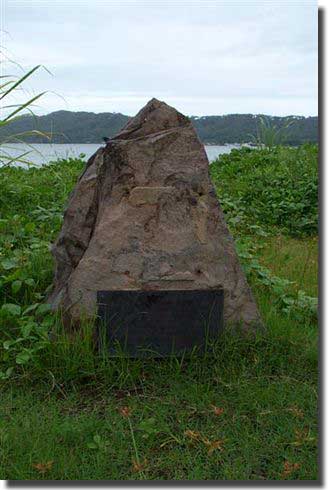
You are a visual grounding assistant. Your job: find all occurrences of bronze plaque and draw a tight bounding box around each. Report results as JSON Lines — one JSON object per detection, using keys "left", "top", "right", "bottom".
{"left": 97, "top": 289, "right": 224, "bottom": 357}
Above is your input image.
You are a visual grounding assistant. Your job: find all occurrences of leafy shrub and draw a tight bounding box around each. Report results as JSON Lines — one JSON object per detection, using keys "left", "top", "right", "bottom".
{"left": 210, "top": 144, "right": 318, "bottom": 237}
{"left": 0, "top": 158, "right": 84, "bottom": 377}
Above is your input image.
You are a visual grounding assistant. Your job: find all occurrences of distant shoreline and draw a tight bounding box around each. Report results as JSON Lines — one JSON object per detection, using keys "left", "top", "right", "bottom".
{"left": 0, "top": 142, "right": 239, "bottom": 166}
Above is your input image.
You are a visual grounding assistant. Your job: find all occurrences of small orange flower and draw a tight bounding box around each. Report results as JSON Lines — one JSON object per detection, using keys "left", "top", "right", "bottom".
{"left": 287, "top": 406, "right": 304, "bottom": 418}
{"left": 210, "top": 405, "right": 225, "bottom": 416}
{"left": 119, "top": 406, "right": 132, "bottom": 418}
{"left": 132, "top": 458, "right": 148, "bottom": 472}
{"left": 204, "top": 439, "right": 225, "bottom": 455}
{"left": 281, "top": 461, "right": 300, "bottom": 478}
{"left": 184, "top": 429, "right": 202, "bottom": 441}
{"left": 32, "top": 461, "right": 54, "bottom": 475}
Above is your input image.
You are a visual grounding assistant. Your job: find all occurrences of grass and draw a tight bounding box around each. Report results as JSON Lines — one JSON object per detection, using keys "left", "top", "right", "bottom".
{"left": 0, "top": 308, "right": 318, "bottom": 480}
{"left": 257, "top": 235, "right": 318, "bottom": 297}
{"left": 0, "top": 148, "right": 318, "bottom": 481}
{"left": 0, "top": 64, "right": 49, "bottom": 166}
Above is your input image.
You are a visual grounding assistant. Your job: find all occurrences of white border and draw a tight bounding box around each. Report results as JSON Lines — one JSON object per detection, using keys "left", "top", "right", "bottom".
{"left": 0, "top": 0, "right": 323, "bottom": 488}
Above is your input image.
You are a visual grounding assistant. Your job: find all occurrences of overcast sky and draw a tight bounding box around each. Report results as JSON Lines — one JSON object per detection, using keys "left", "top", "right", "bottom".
{"left": 2, "top": 0, "right": 318, "bottom": 117}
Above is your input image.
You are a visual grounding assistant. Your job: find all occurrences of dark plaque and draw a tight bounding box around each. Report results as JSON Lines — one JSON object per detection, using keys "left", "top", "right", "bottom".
{"left": 97, "top": 289, "right": 224, "bottom": 357}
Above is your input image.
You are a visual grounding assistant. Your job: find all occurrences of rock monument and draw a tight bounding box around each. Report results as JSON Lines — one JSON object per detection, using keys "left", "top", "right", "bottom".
{"left": 49, "top": 98, "right": 261, "bottom": 333}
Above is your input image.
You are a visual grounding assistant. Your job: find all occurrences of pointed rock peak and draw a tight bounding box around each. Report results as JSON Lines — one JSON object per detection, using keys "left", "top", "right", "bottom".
{"left": 113, "top": 98, "right": 190, "bottom": 140}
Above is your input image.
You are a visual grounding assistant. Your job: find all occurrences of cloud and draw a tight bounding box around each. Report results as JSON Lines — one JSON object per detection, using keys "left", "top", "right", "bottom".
{"left": 3, "top": 0, "right": 318, "bottom": 116}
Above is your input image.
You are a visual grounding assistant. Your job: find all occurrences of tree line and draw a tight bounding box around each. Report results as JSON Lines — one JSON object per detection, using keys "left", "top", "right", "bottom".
{"left": 0, "top": 110, "right": 317, "bottom": 146}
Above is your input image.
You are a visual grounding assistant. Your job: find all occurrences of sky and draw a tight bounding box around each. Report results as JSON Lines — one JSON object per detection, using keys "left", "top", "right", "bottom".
{"left": 1, "top": 0, "right": 318, "bottom": 117}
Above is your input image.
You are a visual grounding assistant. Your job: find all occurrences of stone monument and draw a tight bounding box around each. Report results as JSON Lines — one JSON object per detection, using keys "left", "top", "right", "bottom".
{"left": 49, "top": 98, "right": 262, "bottom": 350}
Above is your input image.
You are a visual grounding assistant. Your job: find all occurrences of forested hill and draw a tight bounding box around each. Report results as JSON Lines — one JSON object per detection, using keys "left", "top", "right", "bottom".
{"left": 0, "top": 110, "right": 317, "bottom": 145}
{"left": 192, "top": 114, "right": 317, "bottom": 145}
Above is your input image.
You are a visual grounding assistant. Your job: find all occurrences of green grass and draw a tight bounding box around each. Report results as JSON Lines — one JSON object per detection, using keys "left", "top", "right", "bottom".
{"left": 0, "top": 148, "right": 318, "bottom": 481}
{"left": 0, "top": 309, "right": 318, "bottom": 480}
{"left": 258, "top": 235, "right": 318, "bottom": 297}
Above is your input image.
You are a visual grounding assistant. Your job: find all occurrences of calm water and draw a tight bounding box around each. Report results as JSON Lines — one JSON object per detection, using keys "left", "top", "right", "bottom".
{"left": 1, "top": 143, "right": 241, "bottom": 167}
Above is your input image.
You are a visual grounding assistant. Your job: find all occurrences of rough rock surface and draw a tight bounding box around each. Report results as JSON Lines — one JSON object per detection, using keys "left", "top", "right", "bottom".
{"left": 49, "top": 98, "right": 262, "bottom": 329}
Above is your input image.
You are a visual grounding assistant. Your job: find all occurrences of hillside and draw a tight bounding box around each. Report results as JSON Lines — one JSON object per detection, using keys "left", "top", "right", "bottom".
{"left": 0, "top": 110, "right": 317, "bottom": 145}
{"left": 191, "top": 114, "right": 318, "bottom": 145}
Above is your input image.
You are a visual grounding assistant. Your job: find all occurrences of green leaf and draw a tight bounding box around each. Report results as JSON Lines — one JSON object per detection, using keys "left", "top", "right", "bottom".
{"left": 16, "top": 351, "right": 31, "bottom": 365}
{"left": 0, "top": 65, "right": 41, "bottom": 101}
{"left": 93, "top": 435, "right": 101, "bottom": 444}
{"left": 3, "top": 340, "right": 14, "bottom": 350}
{"left": 36, "top": 303, "right": 51, "bottom": 316}
{"left": 3, "top": 92, "right": 47, "bottom": 123}
{"left": 23, "top": 303, "right": 40, "bottom": 315}
{"left": 6, "top": 367, "right": 14, "bottom": 377}
{"left": 1, "top": 259, "right": 17, "bottom": 270}
{"left": 0, "top": 371, "right": 8, "bottom": 380}
{"left": 87, "top": 442, "right": 98, "bottom": 449}
{"left": 11, "top": 280, "right": 22, "bottom": 294}
{"left": 24, "top": 222, "right": 36, "bottom": 233}
{"left": 24, "top": 278, "right": 35, "bottom": 287}
{"left": 0, "top": 367, "right": 14, "bottom": 380}
{"left": 21, "top": 322, "right": 34, "bottom": 338}
{"left": 1, "top": 303, "right": 21, "bottom": 316}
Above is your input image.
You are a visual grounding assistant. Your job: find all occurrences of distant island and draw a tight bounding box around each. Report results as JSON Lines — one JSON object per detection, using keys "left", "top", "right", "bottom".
{"left": 0, "top": 110, "right": 318, "bottom": 146}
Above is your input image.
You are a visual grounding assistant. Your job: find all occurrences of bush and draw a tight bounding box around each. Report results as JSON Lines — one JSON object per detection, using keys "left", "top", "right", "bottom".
{"left": 210, "top": 144, "right": 318, "bottom": 237}
{"left": 0, "top": 158, "right": 84, "bottom": 377}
